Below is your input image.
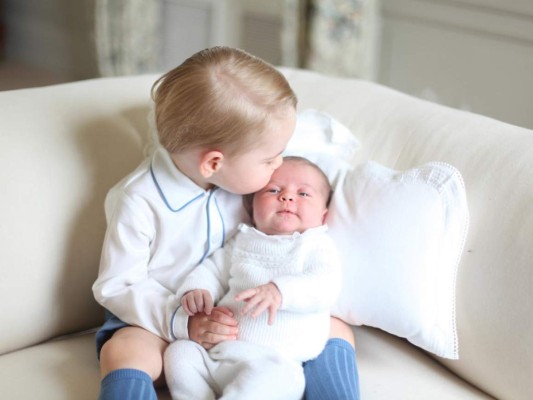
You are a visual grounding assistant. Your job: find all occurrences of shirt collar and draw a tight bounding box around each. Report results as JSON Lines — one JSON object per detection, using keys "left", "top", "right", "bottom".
{"left": 150, "top": 146, "right": 210, "bottom": 211}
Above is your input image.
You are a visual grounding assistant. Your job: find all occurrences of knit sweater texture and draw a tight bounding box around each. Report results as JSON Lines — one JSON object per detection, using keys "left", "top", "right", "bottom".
{"left": 176, "top": 223, "right": 341, "bottom": 361}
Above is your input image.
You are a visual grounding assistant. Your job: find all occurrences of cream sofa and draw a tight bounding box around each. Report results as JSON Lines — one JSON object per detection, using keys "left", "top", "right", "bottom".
{"left": 1, "top": 67, "right": 531, "bottom": 400}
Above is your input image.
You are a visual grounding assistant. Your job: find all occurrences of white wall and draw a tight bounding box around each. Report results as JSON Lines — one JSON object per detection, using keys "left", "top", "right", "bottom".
{"left": 379, "top": 0, "right": 533, "bottom": 130}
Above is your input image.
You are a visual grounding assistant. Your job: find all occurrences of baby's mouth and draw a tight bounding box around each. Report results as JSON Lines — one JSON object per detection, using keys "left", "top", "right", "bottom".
{"left": 278, "top": 209, "right": 296, "bottom": 215}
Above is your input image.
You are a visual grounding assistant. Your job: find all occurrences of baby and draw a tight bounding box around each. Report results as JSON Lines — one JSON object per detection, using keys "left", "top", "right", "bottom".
{"left": 164, "top": 156, "right": 342, "bottom": 400}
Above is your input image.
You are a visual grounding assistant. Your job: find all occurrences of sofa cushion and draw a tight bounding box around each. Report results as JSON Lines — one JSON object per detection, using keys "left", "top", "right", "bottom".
{"left": 0, "top": 328, "right": 491, "bottom": 400}
{"left": 0, "top": 333, "right": 101, "bottom": 400}
{"left": 355, "top": 327, "right": 491, "bottom": 399}
{"left": 286, "top": 111, "right": 467, "bottom": 359}
{"left": 328, "top": 161, "right": 468, "bottom": 360}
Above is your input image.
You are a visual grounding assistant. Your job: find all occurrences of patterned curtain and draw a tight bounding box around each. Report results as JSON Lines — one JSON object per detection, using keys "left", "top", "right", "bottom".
{"left": 95, "top": 0, "right": 161, "bottom": 76}
{"left": 282, "top": 0, "right": 380, "bottom": 80}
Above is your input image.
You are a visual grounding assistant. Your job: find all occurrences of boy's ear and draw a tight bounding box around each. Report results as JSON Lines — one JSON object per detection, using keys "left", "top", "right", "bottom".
{"left": 200, "top": 150, "right": 224, "bottom": 178}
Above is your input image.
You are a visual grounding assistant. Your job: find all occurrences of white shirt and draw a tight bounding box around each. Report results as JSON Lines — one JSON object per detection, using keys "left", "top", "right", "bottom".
{"left": 92, "top": 146, "right": 249, "bottom": 341}
{"left": 176, "top": 224, "right": 342, "bottom": 361}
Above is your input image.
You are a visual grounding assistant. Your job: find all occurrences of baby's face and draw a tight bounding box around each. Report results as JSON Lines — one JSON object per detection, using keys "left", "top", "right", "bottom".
{"left": 252, "top": 161, "right": 329, "bottom": 235}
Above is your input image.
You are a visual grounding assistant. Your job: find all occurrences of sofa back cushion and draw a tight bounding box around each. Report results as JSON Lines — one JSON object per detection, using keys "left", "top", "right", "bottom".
{"left": 0, "top": 76, "right": 157, "bottom": 354}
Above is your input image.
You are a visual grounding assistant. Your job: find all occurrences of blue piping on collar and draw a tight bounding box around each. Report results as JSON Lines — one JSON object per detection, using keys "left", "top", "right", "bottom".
{"left": 200, "top": 190, "right": 214, "bottom": 263}
{"left": 214, "top": 195, "right": 226, "bottom": 248}
{"left": 150, "top": 162, "right": 204, "bottom": 212}
{"left": 149, "top": 161, "right": 225, "bottom": 264}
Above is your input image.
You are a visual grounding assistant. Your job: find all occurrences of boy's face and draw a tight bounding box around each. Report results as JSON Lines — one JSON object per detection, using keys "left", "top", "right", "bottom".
{"left": 212, "top": 108, "right": 296, "bottom": 195}
{"left": 252, "top": 161, "right": 329, "bottom": 235}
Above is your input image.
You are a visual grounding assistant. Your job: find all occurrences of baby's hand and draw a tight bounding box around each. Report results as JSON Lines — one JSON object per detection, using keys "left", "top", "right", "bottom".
{"left": 235, "top": 282, "right": 281, "bottom": 325}
{"left": 181, "top": 289, "right": 214, "bottom": 316}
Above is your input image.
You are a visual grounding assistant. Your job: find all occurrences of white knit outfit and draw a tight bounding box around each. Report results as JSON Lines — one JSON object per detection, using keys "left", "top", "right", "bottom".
{"left": 165, "top": 224, "right": 341, "bottom": 400}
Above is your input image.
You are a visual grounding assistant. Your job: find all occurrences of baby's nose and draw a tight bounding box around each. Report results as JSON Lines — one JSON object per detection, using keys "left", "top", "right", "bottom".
{"left": 280, "top": 194, "right": 294, "bottom": 202}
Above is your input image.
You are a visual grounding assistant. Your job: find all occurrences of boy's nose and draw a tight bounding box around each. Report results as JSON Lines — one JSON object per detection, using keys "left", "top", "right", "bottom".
{"left": 280, "top": 194, "right": 294, "bottom": 202}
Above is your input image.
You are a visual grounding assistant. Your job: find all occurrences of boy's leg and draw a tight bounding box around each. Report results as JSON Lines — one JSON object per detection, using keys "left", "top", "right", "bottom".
{"left": 99, "top": 327, "right": 167, "bottom": 400}
{"left": 303, "top": 318, "right": 360, "bottom": 400}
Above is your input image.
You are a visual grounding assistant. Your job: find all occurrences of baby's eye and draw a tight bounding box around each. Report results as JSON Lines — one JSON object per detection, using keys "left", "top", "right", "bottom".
{"left": 299, "top": 192, "right": 310, "bottom": 197}
{"left": 267, "top": 188, "right": 280, "bottom": 194}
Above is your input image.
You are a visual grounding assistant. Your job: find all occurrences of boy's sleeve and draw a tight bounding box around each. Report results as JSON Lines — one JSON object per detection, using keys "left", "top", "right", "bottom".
{"left": 272, "top": 234, "right": 342, "bottom": 313}
{"left": 171, "top": 244, "right": 232, "bottom": 340}
{"left": 92, "top": 192, "right": 183, "bottom": 342}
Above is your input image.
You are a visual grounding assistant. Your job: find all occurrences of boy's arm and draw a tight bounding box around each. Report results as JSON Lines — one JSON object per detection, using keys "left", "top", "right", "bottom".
{"left": 92, "top": 194, "right": 187, "bottom": 342}
{"left": 172, "top": 244, "right": 235, "bottom": 341}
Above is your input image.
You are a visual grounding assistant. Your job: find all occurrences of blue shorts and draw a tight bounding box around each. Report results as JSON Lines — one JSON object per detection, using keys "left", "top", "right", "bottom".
{"left": 95, "top": 310, "right": 130, "bottom": 359}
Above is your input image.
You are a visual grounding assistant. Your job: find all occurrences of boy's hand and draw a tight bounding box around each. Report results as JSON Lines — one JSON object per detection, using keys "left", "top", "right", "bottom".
{"left": 188, "top": 306, "right": 239, "bottom": 350}
{"left": 181, "top": 289, "right": 214, "bottom": 316}
{"left": 235, "top": 282, "right": 282, "bottom": 325}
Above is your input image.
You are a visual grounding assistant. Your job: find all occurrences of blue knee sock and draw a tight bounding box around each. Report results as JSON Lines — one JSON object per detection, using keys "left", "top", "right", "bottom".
{"left": 303, "top": 338, "right": 360, "bottom": 400}
{"left": 99, "top": 368, "right": 157, "bottom": 400}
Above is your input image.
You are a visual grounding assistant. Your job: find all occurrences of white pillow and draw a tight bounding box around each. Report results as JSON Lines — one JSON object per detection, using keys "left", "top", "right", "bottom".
{"left": 286, "top": 109, "right": 360, "bottom": 162}
{"left": 285, "top": 109, "right": 358, "bottom": 186}
{"left": 327, "top": 161, "right": 469, "bottom": 359}
{"left": 284, "top": 110, "right": 467, "bottom": 358}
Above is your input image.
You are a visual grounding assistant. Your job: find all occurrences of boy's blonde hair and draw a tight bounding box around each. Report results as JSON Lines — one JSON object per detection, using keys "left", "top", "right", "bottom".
{"left": 151, "top": 46, "right": 297, "bottom": 156}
